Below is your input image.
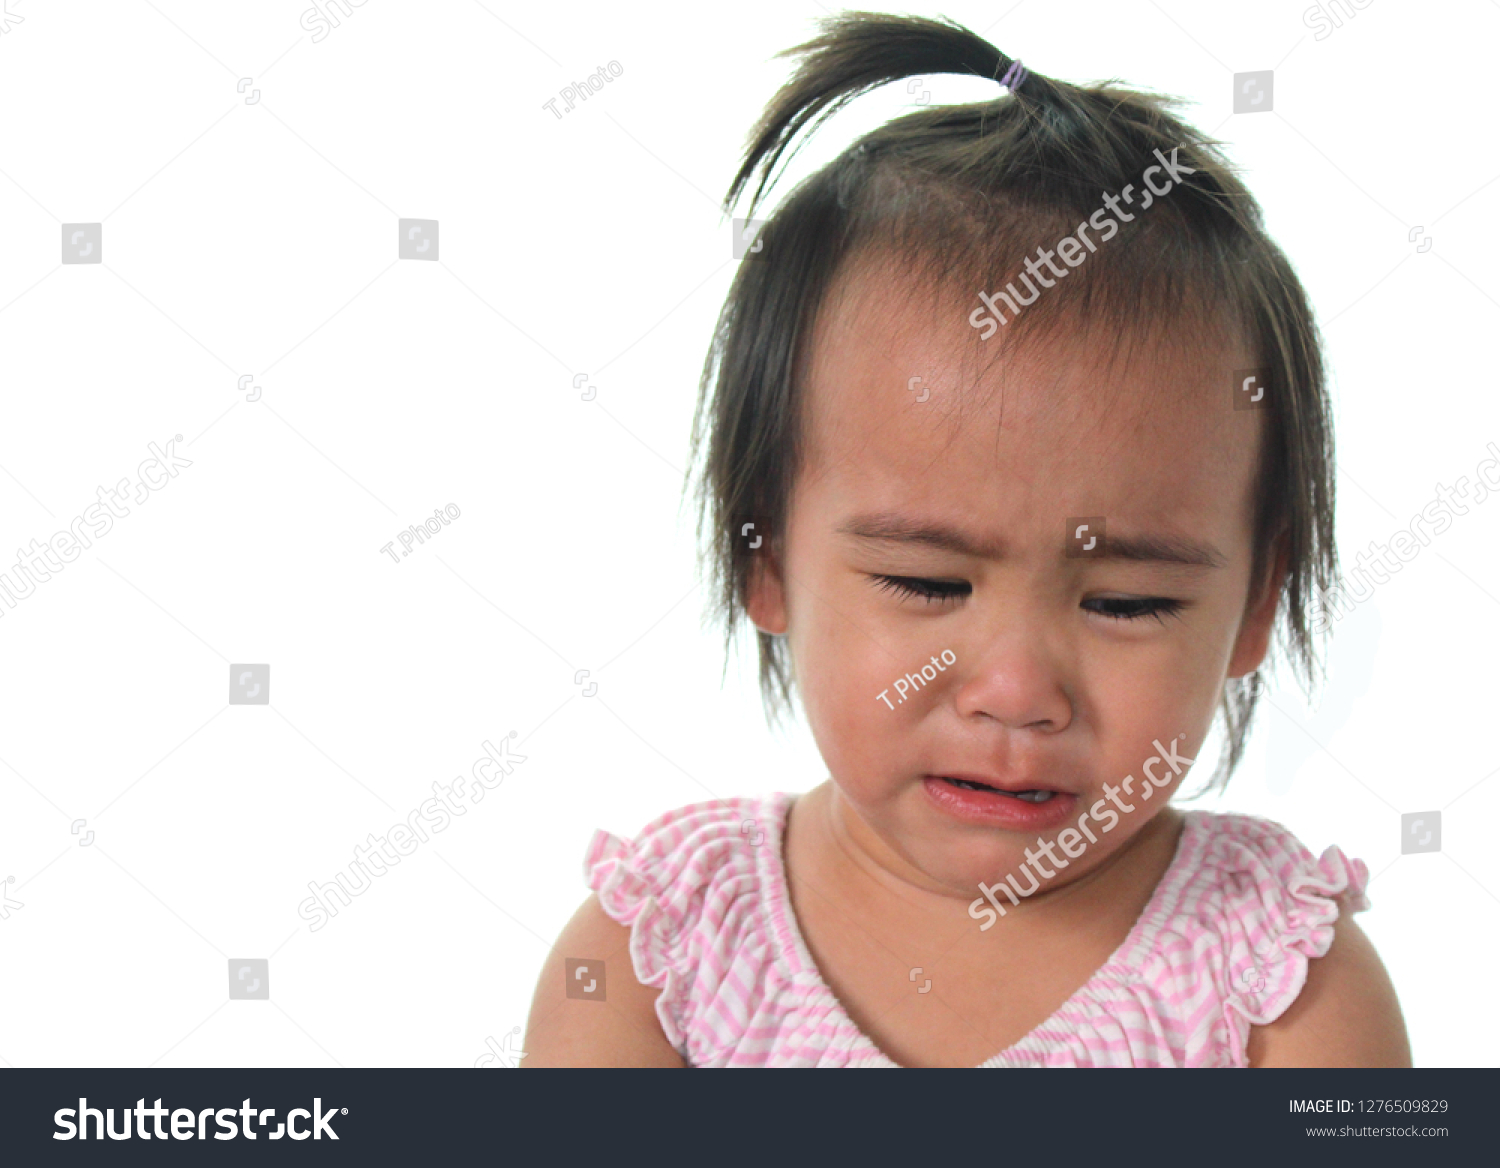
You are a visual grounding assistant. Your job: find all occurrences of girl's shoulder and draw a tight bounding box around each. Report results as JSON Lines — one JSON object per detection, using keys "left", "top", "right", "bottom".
{"left": 1104, "top": 808, "right": 1372, "bottom": 1065}
{"left": 1158, "top": 807, "right": 1371, "bottom": 930}
{"left": 582, "top": 793, "right": 800, "bottom": 1064}
{"left": 583, "top": 793, "right": 791, "bottom": 926}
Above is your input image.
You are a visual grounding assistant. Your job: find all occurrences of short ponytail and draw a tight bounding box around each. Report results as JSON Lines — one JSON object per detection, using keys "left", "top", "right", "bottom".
{"left": 730, "top": 12, "right": 1039, "bottom": 215}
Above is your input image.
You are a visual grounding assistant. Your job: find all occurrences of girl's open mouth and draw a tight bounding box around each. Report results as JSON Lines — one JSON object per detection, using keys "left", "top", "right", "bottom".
{"left": 922, "top": 775, "right": 1077, "bottom": 829}
{"left": 940, "top": 777, "right": 1056, "bottom": 802}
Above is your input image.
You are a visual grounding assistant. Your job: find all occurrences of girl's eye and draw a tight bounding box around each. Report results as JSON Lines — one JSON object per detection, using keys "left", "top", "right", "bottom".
{"left": 870, "top": 575, "right": 971, "bottom": 605}
{"left": 1082, "top": 596, "right": 1185, "bottom": 623}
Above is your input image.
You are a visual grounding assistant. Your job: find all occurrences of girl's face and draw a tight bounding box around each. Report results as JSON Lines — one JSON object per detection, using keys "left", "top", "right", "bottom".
{"left": 746, "top": 259, "right": 1282, "bottom": 897}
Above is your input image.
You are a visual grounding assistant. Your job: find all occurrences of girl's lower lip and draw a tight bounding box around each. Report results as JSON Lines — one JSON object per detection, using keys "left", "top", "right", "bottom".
{"left": 921, "top": 775, "right": 1078, "bottom": 830}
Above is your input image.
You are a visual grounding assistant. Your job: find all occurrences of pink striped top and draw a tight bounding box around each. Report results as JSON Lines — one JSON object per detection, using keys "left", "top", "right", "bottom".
{"left": 583, "top": 793, "right": 1370, "bottom": 1067}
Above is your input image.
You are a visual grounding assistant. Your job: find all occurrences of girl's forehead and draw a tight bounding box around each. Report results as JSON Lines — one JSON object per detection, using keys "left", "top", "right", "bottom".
{"left": 799, "top": 271, "right": 1262, "bottom": 518}
{"left": 809, "top": 260, "right": 1245, "bottom": 417}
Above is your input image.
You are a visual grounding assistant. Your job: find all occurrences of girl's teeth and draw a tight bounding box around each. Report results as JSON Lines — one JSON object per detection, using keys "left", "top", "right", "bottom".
{"left": 943, "top": 778, "right": 1055, "bottom": 802}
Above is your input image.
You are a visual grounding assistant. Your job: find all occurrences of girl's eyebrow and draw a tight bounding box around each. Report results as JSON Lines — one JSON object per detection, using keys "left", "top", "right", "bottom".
{"left": 838, "top": 514, "right": 1005, "bottom": 559}
{"left": 837, "top": 513, "right": 1227, "bottom": 568}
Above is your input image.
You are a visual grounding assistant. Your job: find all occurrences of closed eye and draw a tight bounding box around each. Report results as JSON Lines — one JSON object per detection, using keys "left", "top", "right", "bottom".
{"left": 1082, "top": 596, "right": 1185, "bottom": 623}
{"left": 869, "top": 575, "right": 971, "bottom": 605}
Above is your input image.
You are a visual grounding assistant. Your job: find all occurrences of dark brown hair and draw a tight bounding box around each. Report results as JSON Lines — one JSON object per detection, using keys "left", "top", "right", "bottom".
{"left": 686, "top": 11, "right": 1336, "bottom": 791}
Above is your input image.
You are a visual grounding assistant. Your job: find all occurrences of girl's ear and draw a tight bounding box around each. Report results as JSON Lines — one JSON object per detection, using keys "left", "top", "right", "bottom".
{"left": 744, "top": 545, "right": 790, "bottom": 635}
{"left": 1227, "top": 531, "right": 1289, "bottom": 678}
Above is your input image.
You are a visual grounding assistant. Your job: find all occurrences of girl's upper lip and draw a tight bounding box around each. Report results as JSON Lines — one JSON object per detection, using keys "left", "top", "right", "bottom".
{"left": 928, "top": 772, "right": 1070, "bottom": 795}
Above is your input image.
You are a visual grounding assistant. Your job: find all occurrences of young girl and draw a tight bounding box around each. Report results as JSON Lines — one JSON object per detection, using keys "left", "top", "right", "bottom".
{"left": 524, "top": 11, "right": 1409, "bottom": 1068}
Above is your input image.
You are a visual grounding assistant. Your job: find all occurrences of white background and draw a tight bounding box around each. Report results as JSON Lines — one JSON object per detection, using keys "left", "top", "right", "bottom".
{"left": 0, "top": 0, "right": 1494, "bottom": 1068}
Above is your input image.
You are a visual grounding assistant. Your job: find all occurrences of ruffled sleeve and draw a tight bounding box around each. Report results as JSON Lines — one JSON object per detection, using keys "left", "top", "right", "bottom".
{"left": 582, "top": 796, "right": 784, "bottom": 1065}
{"left": 1130, "top": 813, "right": 1370, "bottom": 1067}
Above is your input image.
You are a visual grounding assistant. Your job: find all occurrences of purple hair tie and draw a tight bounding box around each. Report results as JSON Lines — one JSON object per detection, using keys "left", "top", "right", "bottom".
{"left": 999, "top": 59, "right": 1028, "bottom": 92}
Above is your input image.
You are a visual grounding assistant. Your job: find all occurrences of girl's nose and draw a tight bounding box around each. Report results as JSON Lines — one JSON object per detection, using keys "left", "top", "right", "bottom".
{"left": 952, "top": 629, "right": 1073, "bottom": 733}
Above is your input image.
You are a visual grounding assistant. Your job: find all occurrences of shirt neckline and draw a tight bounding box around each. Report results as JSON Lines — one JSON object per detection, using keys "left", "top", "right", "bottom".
{"left": 754, "top": 790, "right": 1204, "bottom": 1067}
